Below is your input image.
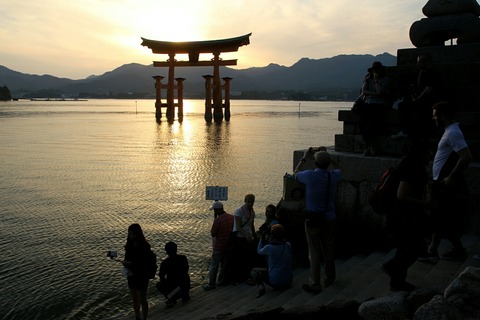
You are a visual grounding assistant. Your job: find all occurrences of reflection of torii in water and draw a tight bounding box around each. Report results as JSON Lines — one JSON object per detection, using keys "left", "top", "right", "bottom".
{"left": 141, "top": 33, "right": 252, "bottom": 123}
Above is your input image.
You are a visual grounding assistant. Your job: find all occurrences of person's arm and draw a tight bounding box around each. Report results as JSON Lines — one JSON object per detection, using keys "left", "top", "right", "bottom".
{"left": 250, "top": 220, "right": 256, "bottom": 241}
{"left": 294, "top": 149, "right": 311, "bottom": 173}
{"left": 257, "top": 237, "right": 266, "bottom": 254}
{"left": 443, "top": 147, "right": 473, "bottom": 186}
{"left": 414, "top": 85, "right": 433, "bottom": 101}
{"left": 397, "top": 180, "right": 429, "bottom": 208}
{"left": 211, "top": 220, "right": 218, "bottom": 238}
{"left": 159, "top": 260, "right": 167, "bottom": 280}
{"left": 235, "top": 215, "right": 249, "bottom": 239}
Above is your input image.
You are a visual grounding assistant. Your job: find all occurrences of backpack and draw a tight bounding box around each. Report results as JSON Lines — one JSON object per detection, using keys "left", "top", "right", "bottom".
{"left": 369, "top": 166, "right": 401, "bottom": 215}
{"left": 146, "top": 249, "right": 158, "bottom": 279}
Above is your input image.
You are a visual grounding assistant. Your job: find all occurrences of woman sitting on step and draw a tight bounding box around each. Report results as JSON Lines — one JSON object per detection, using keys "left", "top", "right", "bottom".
{"left": 250, "top": 224, "right": 293, "bottom": 298}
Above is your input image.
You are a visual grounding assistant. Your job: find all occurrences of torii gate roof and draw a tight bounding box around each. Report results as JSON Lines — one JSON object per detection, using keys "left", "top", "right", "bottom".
{"left": 141, "top": 33, "right": 252, "bottom": 54}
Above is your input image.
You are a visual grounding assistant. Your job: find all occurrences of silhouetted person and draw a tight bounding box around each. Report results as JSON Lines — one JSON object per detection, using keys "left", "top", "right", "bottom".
{"left": 295, "top": 147, "right": 341, "bottom": 294}
{"left": 203, "top": 201, "right": 234, "bottom": 291}
{"left": 250, "top": 224, "right": 293, "bottom": 298}
{"left": 156, "top": 241, "right": 190, "bottom": 307}
{"left": 358, "top": 61, "right": 392, "bottom": 156}
{"left": 230, "top": 194, "right": 257, "bottom": 284}
{"left": 392, "top": 54, "right": 441, "bottom": 139}
{"left": 420, "top": 102, "right": 473, "bottom": 261}
{"left": 382, "top": 140, "right": 432, "bottom": 292}
{"left": 123, "top": 223, "right": 151, "bottom": 320}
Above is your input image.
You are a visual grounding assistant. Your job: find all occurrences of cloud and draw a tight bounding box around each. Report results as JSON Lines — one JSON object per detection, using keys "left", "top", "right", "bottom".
{"left": 0, "top": 0, "right": 427, "bottom": 78}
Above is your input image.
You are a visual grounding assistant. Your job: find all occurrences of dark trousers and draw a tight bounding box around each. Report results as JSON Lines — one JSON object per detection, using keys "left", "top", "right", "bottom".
{"left": 229, "top": 236, "right": 256, "bottom": 283}
{"left": 429, "top": 181, "right": 463, "bottom": 249}
{"left": 385, "top": 209, "right": 427, "bottom": 284}
{"left": 305, "top": 218, "right": 336, "bottom": 289}
{"left": 397, "top": 100, "right": 435, "bottom": 138}
{"left": 358, "top": 103, "right": 389, "bottom": 147}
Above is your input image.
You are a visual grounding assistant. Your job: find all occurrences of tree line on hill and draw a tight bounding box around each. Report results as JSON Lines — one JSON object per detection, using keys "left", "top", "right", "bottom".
{"left": 0, "top": 85, "right": 12, "bottom": 101}
{"left": 0, "top": 53, "right": 396, "bottom": 101}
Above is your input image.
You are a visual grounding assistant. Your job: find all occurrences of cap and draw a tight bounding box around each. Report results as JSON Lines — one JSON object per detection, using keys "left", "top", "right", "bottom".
{"left": 209, "top": 201, "right": 224, "bottom": 210}
{"left": 314, "top": 151, "right": 331, "bottom": 167}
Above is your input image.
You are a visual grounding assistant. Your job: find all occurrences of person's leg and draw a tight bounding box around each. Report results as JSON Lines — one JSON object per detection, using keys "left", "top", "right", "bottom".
{"left": 129, "top": 288, "right": 141, "bottom": 319}
{"left": 138, "top": 290, "right": 148, "bottom": 320}
{"left": 208, "top": 251, "right": 222, "bottom": 287}
{"left": 304, "top": 222, "right": 323, "bottom": 292}
{"left": 250, "top": 267, "right": 267, "bottom": 297}
{"left": 321, "top": 219, "right": 337, "bottom": 286}
{"left": 217, "top": 251, "right": 228, "bottom": 285}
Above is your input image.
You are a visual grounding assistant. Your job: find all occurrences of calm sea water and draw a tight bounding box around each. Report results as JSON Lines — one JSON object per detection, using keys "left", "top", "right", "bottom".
{"left": 0, "top": 99, "right": 349, "bottom": 320}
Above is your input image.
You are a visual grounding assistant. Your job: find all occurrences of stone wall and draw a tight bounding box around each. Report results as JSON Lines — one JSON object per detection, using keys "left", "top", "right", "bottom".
{"left": 287, "top": 149, "right": 480, "bottom": 254}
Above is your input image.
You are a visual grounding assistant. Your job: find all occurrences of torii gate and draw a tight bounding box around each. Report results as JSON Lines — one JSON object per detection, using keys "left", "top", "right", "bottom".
{"left": 141, "top": 33, "right": 251, "bottom": 123}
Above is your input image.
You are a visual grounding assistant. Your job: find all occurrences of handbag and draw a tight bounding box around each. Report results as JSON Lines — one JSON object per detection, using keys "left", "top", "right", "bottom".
{"left": 351, "top": 95, "right": 366, "bottom": 113}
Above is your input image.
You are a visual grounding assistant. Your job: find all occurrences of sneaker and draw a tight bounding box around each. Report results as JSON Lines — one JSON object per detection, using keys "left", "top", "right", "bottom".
{"left": 202, "top": 284, "right": 216, "bottom": 291}
{"left": 165, "top": 299, "right": 177, "bottom": 308}
{"left": 418, "top": 251, "right": 439, "bottom": 263}
{"left": 390, "top": 281, "right": 415, "bottom": 292}
{"left": 441, "top": 248, "right": 467, "bottom": 261}
{"left": 302, "top": 283, "right": 321, "bottom": 294}
{"left": 256, "top": 286, "right": 266, "bottom": 298}
{"left": 391, "top": 131, "right": 408, "bottom": 139}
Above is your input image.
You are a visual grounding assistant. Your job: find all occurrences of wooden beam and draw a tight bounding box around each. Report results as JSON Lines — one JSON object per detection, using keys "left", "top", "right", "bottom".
{"left": 153, "top": 60, "right": 237, "bottom": 67}
{"left": 141, "top": 33, "right": 251, "bottom": 54}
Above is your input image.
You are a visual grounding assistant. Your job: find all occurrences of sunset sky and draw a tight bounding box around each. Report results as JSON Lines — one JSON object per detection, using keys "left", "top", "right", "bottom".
{"left": 1, "top": 0, "right": 427, "bottom": 79}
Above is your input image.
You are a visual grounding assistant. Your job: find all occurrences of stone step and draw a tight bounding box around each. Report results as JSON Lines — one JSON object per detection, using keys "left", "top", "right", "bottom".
{"left": 120, "top": 234, "right": 480, "bottom": 320}
{"left": 335, "top": 133, "right": 480, "bottom": 160}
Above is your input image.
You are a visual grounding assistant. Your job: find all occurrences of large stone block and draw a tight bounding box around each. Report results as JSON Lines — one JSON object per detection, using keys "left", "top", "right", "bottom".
{"left": 423, "top": 0, "right": 480, "bottom": 17}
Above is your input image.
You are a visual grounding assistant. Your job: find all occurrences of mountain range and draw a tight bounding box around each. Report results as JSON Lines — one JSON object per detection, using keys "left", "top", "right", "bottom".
{"left": 0, "top": 52, "right": 396, "bottom": 100}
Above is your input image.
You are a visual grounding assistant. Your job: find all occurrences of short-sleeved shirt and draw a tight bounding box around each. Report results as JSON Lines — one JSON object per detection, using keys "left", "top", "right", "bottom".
{"left": 211, "top": 212, "right": 234, "bottom": 252}
{"left": 432, "top": 123, "right": 468, "bottom": 180}
{"left": 233, "top": 205, "right": 255, "bottom": 237}
{"left": 295, "top": 168, "right": 342, "bottom": 220}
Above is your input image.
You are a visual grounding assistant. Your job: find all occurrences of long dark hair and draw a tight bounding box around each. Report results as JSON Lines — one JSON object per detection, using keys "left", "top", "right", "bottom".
{"left": 125, "top": 223, "right": 150, "bottom": 251}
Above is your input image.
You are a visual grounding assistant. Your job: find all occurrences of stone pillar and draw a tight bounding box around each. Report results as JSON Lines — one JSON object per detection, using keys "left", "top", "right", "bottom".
{"left": 152, "top": 75, "right": 164, "bottom": 122}
{"left": 212, "top": 53, "right": 224, "bottom": 123}
{"left": 166, "top": 53, "right": 176, "bottom": 123}
{"left": 222, "top": 77, "right": 233, "bottom": 121}
{"left": 176, "top": 77, "right": 185, "bottom": 123}
{"left": 203, "top": 75, "right": 213, "bottom": 122}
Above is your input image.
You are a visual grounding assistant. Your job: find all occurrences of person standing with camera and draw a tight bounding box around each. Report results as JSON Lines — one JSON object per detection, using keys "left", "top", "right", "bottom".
{"left": 123, "top": 223, "right": 151, "bottom": 320}
{"left": 294, "top": 147, "right": 341, "bottom": 294}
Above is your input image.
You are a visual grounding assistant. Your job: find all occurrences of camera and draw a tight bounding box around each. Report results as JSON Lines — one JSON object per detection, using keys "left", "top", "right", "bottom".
{"left": 106, "top": 250, "right": 118, "bottom": 259}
